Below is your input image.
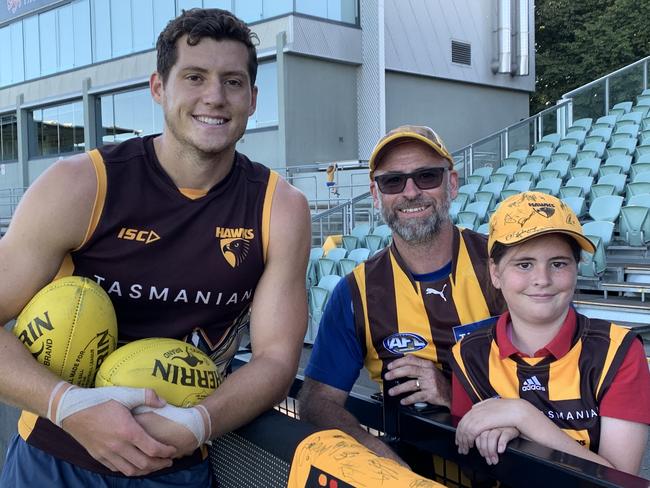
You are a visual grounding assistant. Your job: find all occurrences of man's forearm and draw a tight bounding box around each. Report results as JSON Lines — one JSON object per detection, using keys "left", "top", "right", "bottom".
{"left": 201, "top": 355, "right": 296, "bottom": 438}
{"left": 299, "top": 395, "right": 400, "bottom": 461}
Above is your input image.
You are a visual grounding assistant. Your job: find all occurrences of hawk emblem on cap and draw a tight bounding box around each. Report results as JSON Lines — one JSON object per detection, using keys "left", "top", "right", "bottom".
{"left": 531, "top": 204, "right": 555, "bottom": 218}
{"left": 221, "top": 238, "right": 251, "bottom": 268}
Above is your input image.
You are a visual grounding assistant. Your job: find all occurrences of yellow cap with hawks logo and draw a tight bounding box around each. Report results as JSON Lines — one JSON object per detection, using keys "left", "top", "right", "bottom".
{"left": 368, "top": 125, "right": 453, "bottom": 180}
{"left": 488, "top": 191, "right": 596, "bottom": 255}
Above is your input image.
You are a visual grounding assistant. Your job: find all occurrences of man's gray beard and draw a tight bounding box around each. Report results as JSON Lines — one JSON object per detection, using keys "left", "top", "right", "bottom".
{"left": 379, "top": 186, "right": 452, "bottom": 245}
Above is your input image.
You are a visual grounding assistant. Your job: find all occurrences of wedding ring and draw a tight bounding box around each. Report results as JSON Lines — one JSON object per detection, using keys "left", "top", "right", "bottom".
{"left": 415, "top": 378, "right": 421, "bottom": 390}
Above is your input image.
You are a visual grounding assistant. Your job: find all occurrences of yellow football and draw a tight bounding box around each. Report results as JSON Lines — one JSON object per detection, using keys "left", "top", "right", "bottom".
{"left": 95, "top": 338, "right": 221, "bottom": 407}
{"left": 13, "top": 276, "right": 118, "bottom": 387}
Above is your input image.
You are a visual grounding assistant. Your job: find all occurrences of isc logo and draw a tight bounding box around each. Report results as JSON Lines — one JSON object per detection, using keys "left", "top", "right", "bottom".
{"left": 117, "top": 227, "right": 160, "bottom": 244}
{"left": 383, "top": 333, "right": 428, "bottom": 354}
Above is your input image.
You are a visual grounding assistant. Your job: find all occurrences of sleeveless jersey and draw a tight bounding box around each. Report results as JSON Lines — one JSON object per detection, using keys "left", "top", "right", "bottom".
{"left": 451, "top": 313, "right": 639, "bottom": 451}
{"left": 19, "top": 135, "right": 279, "bottom": 474}
{"left": 348, "top": 226, "right": 505, "bottom": 384}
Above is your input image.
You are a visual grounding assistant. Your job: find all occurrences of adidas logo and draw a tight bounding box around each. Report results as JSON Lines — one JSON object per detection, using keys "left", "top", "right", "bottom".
{"left": 521, "top": 375, "right": 546, "bottom": 392}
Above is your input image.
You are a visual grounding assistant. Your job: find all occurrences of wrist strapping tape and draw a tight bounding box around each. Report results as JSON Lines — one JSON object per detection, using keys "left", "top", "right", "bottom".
{"left": 47, "top": 381, "right": 148, "bottom": 427}
{"left": 134, "top": 404, "right": 211, "bottom": 447}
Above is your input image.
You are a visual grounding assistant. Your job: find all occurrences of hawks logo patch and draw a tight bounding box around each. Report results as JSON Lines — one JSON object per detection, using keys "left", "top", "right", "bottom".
{"left": 529, "top": 202, "right": 555, "bottom": 218}
{"left": 215, "top": 227, "right": 255, "bottom": 268}
{"left": 221, "top": 238, "right": 251, "bottom": 268}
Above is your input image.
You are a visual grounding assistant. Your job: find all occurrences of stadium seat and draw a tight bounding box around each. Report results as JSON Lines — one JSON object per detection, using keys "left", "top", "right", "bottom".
{"left": 593, "top": 114, "right": 618, "bottom": 129}
{"left": 603, "top": 154, "right": 632, "bottom": 174}
{"left": 513, "top": 171, "right": 534, "bottom": 183}
{"left": 633, "top": 172, "right": 650, "bottom": 183}
{"left": 539, "top": 168, "right": 561, "bottom": 180}
{"left": 570, "top": 158, "right": 601, "bottom": 178}
{"left": 461, "top": 201, "right": 490, "bottom": 224}
{"left": 452, "top": 192, "right": 469, "bottom": 209}
{"left": 535, "top": 133, "right": 561, "bottom": 150}
{"left": 640, "top": 129, "right": 650, "bottom": 146}
{"left": 578, "top": 235, "right": 607, "bottom": 277}
{"left": 635, "top": 144, "right": 650, "bottom": 160}
{"left": 628, "top": 194, "right": 650, "bottom": 207}
{"left": 619, "top": 205, "right": 650, "bottom": 246}
{"left": 559, "top": 186, "right": 584, "bottom": 198}
{"left": 595, "top": 173, "right": 626, "bottom": 195}
{"left": 589, "top": 184, "right": 616, "bottom": 200}
{"left": 588, "top": 195, "right": 623, "bottom": 222}
{"left": 457, "top": 183, "right": 481, "bottom": 202}
{"left": 630, "top": 162, "right": 650, "bottom": 180}
{"left": 585, "top": 126, "right": 613, "bottom": 145}
{"left": 476, "top": 223, "right": 489, "bottom": 235}
{"left": 613, "top": 124, "right": 640, "bottom": 140}
{"left": 617, "top": 111, "right": 643, "bottom": 126}
{"left": 597, "top": 164, "right": 623, "bottom": 178}
{"left": 456, "top": 211, "right": 478, "bottom": 230}
{"left": 371, "top": 224, "right": 392, "bottom": 247}
{"left": 363, "top": 234, "right": 384, "bottom": 254}
{"left": 626, "top": 182, "right": 650, "bottom": 201}
{"left": 562, "top": 196, "right": 586, "bottom": 218}
{"left": 560, "top": 130, "right": 587, "bottom": 147}
{"left": 643, "top": 116, "right": 650, "bottom": 131}
{"left": 504, "top": 180, "right": 532, "bottom": 194}
{"left": 570, "top": 117, "right": 593, "bottom": 132}
{"left": 608, "top": 107, "right": 626, "bottom": 120}
{"left": 607, "top": 137, "right": 637, "bottom": 157}
{"left": 578, "top": 141, "right": 606, "bottom": 160}
{"left": 308, "top": 285, "right": 329, "bottom": 332}
{"left": 451, "top": 203, "right": 463, "bottom": 224}
{"left": 534, "top": 177, "right": 562, "bottom": 196}
{"left": 545, "top": 160, "right": 570, "bottom": 179}
{"left": 631, "top": 104, "right": 650, "bottom": 117}
{"left": 582, "top": 221, "right": 615, "bottom": 248}
{"left": 318, "top": 274, "right": 342, "bottom": 293}
{"left": 519, "top": 162, "right": 543, "bottom": 180}
{"left": 508, "top": 149, "right": 529, "bottom": 164}
{"left": 342, "top": 223, "right": 371, "bottom": 251}
{"left": 529, "top": 147, "right": 552, "bottom": 164}
{"left": 500, "top": 157, "right": 521, "bottom": 167}
{"left": 337, "top": 258, "right": 357, "bottom": 276}
{"left": 552, "top": 144, "right": 579, "bottom": 163}
{"left": 563, "top": 176, "right": 594, "bottom": 198}
{"left": 494, "top": 165, "right": 518, "bottom": 183}
{"left": 347, "top": 247, "right": 370, "bottom": 264}
{"left": 306, "top": 247, "right": 324, "bottom": 287}
{"left": 612, "top": 101, "right": 633, "bottom": 114}
{"left": 466, "top": 175, "right": 485, "bottom": 187}
{"left": 472, "top": 166, "right": 494, "bottom": 183}
{"left": 316, "top": 258, "right": 338, "bottom": 279}
{"left": 489, "top": 173, "right": 510, "bottom": 185}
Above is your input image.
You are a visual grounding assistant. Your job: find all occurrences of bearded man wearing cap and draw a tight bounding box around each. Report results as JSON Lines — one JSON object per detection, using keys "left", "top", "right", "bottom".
{"left": 298, "top": 125, "right": 505, "bottom": 465}
{"left": 452, "top": 192, "right": 650, "bottom": 474}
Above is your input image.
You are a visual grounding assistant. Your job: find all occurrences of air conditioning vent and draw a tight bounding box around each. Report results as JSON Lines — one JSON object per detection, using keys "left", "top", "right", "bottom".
{"left": 451, "top": 40, "right": 471, "bottom": 65}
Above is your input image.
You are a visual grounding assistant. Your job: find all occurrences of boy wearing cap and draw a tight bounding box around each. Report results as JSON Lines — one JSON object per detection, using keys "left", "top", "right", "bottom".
{"left": 299, "top": 125, "right": 504, "bottom": 464}
{"left": 452, "top": 192, "right": 650, "bottom": 474}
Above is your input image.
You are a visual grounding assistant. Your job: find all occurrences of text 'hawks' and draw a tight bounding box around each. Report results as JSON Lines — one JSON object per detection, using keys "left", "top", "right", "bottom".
{"left": 215, "top": 227, "right": 254, "bottom": 239}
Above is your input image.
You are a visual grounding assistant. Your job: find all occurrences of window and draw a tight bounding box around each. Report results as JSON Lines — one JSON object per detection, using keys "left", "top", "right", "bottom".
{"left": 247, "top": 61, "right": 278, "bottom": 129}
{"left": 23, "top": 15, "right": 40, "bottom": 80}
{"left": 0, "top": 115, "right": 18, "bottom": 162}
{"left": 39, "top": 9, "right": 58, "bottom": 76}
{"left": 99, "top": 87, "right": 163, "bottom": 145}
{"left": 295, "top": 0, "right": 357, "bottom": 23}
{"left": 31, "top": 102, "right": 85, "bottom": 157}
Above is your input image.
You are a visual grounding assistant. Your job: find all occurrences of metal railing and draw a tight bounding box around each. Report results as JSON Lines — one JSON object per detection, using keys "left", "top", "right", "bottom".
{"left": 451, "top": 56, "right": 650, "bottom": 179}
{"left": 562, "top": 56, "right": 650, "bottom": 122}
{"left": 310, "top": 191, "right": 377, "bottom": 247}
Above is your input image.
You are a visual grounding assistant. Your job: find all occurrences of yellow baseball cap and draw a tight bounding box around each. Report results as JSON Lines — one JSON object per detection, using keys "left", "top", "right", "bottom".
{"left": 488, "top": 191, "right": 596, "bottom": 255}
{"left": 368, "top": 125, "right": 453, "bottom": 180}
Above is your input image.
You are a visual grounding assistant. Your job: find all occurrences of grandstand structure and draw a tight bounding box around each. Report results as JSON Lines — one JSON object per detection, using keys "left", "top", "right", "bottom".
{"left": 306, "top": 56, "right": 650, "bottom": 355}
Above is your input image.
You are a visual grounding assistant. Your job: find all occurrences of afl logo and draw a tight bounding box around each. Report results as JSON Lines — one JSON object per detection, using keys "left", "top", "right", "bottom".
{"left": 383, "top": 333, "right": 428, "bottom": 355}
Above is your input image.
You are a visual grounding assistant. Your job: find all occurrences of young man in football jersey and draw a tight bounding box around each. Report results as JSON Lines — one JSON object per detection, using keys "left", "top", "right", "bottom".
{"left": 0, "top": 8, "right": 310, "bottom": 487}
{"left": 452, "top": 192, "right": 650, "bottom": 474}
{"left": 298, "top": 125, "right": 504, "bottom": 465}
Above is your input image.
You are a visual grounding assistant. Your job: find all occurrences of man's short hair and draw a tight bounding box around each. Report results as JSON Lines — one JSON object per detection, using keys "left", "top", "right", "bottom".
{"left": 156, "top": 8, "right": 259, "bottom": 86}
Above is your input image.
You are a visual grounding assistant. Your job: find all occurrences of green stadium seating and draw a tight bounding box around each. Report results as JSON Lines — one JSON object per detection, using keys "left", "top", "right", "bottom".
{"left": 476, "top": 223, "right": 489, "bottom": 235}
{"left": 585, "top": 126, "right": 613, "bottom": 145}
{"left": 619, "top": 205, "right": 650, "bottom": 246}
{"left": 596, "top": 173, "right": 626, "bottom": 195}
{"left": 578, "top": 235, "right": 607, "bottom": 276}
{"left": 612, "top": 101, "right": 633, "bottom": 113}
{"left": 371, "top": 224, "right": 392, "bottom": 247}
{"left": 593, "top": 114, "right": 618, "bottom": 129}
{"left": 617, "top": 111, "right": 643, "bottom": 126}
{"left": 570, "top": 158, "right": 601, "bottom": 178}
{"left": 545, "top": 160, "right": 570, "bottom": 179}
{"left": 626, "top": 182, "right": 650, "bottom": 201}
{"left": 607, "top": 137, "right": 637, "bottom": 157}
{"left": 564, "top": 176, "right": 594, "bottom": 198}
{"left": 534, "top": 177, "right": 562, "bottom": 196}
{"left": 466, "top": 174, "right": 485, "bottom": 187}
{"left": 582, "top": 221, "right": 615, "bottom": 248}
{"left": 508, "top": 149, "right": 529, "bottom": 164}
{"left": 630, "top": 162, "right": 650, "bottom": 180}
{"left": 588, "top": 195, "right": 623, "bottom": 222}
{"left": 529, "top": 146, "right": 552, "bottom": 163}
{"left": 552, "top": 144, "right": 579, "bottom": 162}
{"left": 561, "top": 196, "right": 586, "bottom": 218}
{"left": 604, "top": 154, "right": 632, "bottom": 174}
{"left": 579, "top": 141, "right": 606, "bottom": 159}
{"left": 570, "top": 117, "right": 593, "bottom": 132}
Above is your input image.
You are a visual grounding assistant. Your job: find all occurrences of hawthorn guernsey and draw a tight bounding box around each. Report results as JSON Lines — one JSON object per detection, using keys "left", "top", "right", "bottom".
{"left": 92, "top": 274, "right": 253, "bottom": 306}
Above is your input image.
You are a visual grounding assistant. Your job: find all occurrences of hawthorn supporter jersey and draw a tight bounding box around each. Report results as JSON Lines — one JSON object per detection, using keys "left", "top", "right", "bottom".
{"left": 348, "top": 227, "right": 504, "bottom": 384}
{"left": 451, "top": 313, "right": 639, "bottom": 451}
{"left": 18, "top": 135, "right": 278, "bottom": 474}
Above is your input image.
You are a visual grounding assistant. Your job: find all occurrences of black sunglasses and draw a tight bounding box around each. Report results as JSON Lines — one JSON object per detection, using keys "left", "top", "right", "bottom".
{"left": 374, "top": 167, "right": 447, "bottom": 194}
